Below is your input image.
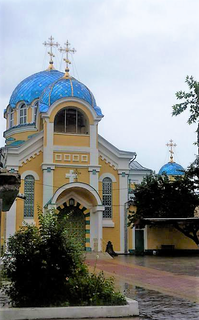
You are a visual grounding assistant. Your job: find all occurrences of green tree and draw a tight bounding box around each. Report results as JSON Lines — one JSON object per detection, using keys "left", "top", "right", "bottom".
{"left": 172, "top": 75, "right": 199, "bottom": 153}
{"left": 2, "top": 211, "right": 126, "bottom": 307}
{"left": 128, "top": 169, "right": 199, "bottom": 246}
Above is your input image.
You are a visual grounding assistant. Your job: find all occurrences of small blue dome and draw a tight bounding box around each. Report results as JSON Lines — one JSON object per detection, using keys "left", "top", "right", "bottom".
{"left": 159, "top": 162, "right": 184, "bottom": 176}
{"left": 39, "top": 77, "right": 103, "bottom": 116}
{"left": 9, "top": 70, "right": 64, "bottom": 108}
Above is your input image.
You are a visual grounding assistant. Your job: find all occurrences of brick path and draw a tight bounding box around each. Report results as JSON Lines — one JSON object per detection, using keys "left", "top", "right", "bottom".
{"left": 86, "top": 257, "right": 199, "bottom": 303}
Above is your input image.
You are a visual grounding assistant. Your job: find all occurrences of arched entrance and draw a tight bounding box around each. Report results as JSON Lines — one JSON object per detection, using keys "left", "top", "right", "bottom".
{"left": 57, "top": 199, "right": 90, "bottom": 250}
{"left": 49, "top": 182, "right": 104, "bottom": 252}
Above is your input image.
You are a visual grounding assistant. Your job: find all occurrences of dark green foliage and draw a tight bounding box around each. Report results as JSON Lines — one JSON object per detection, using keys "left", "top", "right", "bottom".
{"left": 128, "top": 170, "right": 199, "bottom": 245}
{"left": 2, "top": 212, "right": 126, "bottom": 307}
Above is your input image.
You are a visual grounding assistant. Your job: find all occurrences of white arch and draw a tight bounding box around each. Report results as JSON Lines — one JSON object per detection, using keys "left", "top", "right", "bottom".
{"left": 47, "top": 97, "right": 99, "bottom": 121}
{"left": 51, "top": 182, "right": 102, "bottom": 206}
{"left": 21, "top": 170, "right": 39, "bottom": 180}
{"left": 99, "top": 172, "right": 117, "bottom": 182}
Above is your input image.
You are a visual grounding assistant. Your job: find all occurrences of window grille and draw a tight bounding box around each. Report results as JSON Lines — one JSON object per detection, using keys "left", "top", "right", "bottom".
{"left": 19, "top": 104, "right": 27, "bottom": 124}
{"left": 102, "top": 177, "right": 112, "bottom": 218}
{"left": 24, "top": 175, "right": 35, "bottom": 218}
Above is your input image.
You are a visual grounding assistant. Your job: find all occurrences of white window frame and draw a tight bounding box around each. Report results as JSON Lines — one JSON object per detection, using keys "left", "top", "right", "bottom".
{"left": 32, "top": 101, "right": 38, "bottom": 123}
{"left": 24, "top": 175, "right": 35, "bottom": 218}
{"left": 102, "top": 177, "right": 112, "bottom": 219}
{"left": 9, "top": 108, "right": 14, "bottom": 128}
{"left": 19, "top": 103, "right": 27, "bottom": 125}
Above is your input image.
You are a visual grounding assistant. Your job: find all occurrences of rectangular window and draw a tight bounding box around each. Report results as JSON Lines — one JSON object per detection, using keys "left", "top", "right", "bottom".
{"left": 55, "top": 154, "right": 62, "bottom": 161}
{"left": 73, "top": 154, "right": 79, "bottom": 162}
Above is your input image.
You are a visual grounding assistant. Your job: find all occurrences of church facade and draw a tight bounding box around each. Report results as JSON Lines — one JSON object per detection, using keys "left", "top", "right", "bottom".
{"left": 1, "top": 39, "right": 152, "bottom": 254}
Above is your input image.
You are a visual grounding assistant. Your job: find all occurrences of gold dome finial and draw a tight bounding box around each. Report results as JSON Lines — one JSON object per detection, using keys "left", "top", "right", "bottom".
{"left": 59, "top": 40, "right": 76, "bottom": 78}
{"left": 43, "top": 36, "right": 59, "bottom": 70}
{"left": 166, "top": 139, "right": 177, "bottom": 163}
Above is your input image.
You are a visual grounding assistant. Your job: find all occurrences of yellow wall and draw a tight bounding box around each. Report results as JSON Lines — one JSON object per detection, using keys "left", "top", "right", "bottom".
{"left": 17, "top": 152, "right": 43, "bottom": 229}
{"left": 53, "top": 167, "right": 90, "bottom": 195}
{"left": 147, "top": 226, "right": 198, "bottom": 250}
{"left": 54, "top": 134, "right": 90, "bottom": 147}
{"left": 99, "top": 157, "right": 121, "bottom": 251}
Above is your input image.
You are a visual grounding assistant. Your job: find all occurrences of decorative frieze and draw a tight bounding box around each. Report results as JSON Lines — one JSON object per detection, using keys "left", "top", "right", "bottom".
{"left": 54, "top": 153, "right": 89, "bottom": 164}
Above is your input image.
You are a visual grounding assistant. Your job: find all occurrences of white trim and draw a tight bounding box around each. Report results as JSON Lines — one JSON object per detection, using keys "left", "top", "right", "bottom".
{"left": 22, "top": 218, "right": 36, "bottom": 226}
{"left": 55, "top": 154, "right": 62, "bottom": 161}
{"left": 51, "top": 182, "right": 102, "bottom": 206}
{"left": 4, "top": 125, "right": 37, "bottom": 138}
{"left": 72, "top": 154, "right": 79, "bottom": 162}
{"left": 21, "top": 171, "right": 39, "bottom": 180}
{"left": 81, "top": 155, "right": 88, "bottom": 162}
{"left": 54, "top": 146, "right": 90, "bottom": 153}
{"left": 102, "top": 219, "right": 115, "bottom": 228}
{"left": 45, "top": 97, "right": 103, "bottom": 121}
{"left": 99, "top": 173, "right": 117, "bottom": 182}
{"left": 64, "top": 154, "right": 71, "bottom": 161}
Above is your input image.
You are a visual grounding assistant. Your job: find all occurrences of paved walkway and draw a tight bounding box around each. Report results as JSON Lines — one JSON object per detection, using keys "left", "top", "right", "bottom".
{"left": 86, "top": 256, "right": 199, "bottom": 304}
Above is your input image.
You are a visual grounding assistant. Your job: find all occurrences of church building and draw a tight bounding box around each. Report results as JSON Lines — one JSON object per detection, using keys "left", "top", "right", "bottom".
{"left": 1, "top": 38, "right": 151, "bottom": 253}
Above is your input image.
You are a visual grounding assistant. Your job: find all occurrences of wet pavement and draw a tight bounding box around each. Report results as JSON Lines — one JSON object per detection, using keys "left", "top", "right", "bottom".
{"left": 86, "top": 255, "right": 199, "bottom": 319}
{"left": 1, "top": 255, "right": 199, "bottom": 319}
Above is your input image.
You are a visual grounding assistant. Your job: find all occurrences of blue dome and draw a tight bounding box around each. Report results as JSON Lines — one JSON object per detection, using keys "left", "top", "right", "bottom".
{"left": 9, "top": 70, "right": 64, "bottom": 108}
{"left": 159, "top": 162, "right": 184, "bottom": 176}
{"left": 39, "top": 77, "right": 103, "bottom": 116}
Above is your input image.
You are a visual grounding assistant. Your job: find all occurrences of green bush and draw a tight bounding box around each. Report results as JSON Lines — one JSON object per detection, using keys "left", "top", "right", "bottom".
{"left": 2, "top": 211, "right": 126, "bottom": 307}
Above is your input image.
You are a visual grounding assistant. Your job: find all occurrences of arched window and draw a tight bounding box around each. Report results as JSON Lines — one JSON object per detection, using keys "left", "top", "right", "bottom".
{"left": 9, "top": 109, "right": 14, "bottom": 128}
{"left": 19, "top": 104, "right": 27, "bottom": 124}
{"left": 102, "top": 177, "right": 112, "bottom": 219}
{"left": 54, "top": 108, "right": 89, "bottom": 134}
{"left": 24, "top": 175, "right": 35, "bottom": 218}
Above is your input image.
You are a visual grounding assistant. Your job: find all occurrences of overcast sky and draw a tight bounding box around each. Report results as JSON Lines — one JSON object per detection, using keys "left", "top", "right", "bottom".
{"left": 0, "top": 0, "right": 199, "bottom": 172}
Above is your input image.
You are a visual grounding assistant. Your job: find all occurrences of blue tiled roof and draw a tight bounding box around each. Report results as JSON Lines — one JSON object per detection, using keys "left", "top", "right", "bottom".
{"left": 159, "top": 162, "right": 184, "bottom": 176}
{"left": 39, "top": 77, "right": 103, "bottom": 116}
{"left": 9, "top": 70, "right": 64, "bottom": 107}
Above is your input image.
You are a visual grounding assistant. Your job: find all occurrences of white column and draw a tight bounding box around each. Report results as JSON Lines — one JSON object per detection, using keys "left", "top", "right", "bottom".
{"left": 119, "top": 172, "right": 128, "bottom": 253}
{"left": 89, "top": 122, "right": 100, "bottom": 192}
{"left": 6, "top": 200, "right": 16, "bottom": 242}
{"left": 43, "top": 118, "right": 54, "bottom": 207}
{"left": 90, "top": 207, "right": 104, "bottom": 252}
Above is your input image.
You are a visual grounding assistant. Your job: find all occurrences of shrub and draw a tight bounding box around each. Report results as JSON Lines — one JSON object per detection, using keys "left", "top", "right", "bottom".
{"left": 2, "top": 211, "right": 126, "bottom": 307}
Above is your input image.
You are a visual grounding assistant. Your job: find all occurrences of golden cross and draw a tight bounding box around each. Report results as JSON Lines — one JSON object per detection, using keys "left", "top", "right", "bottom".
{"left": 166, "top": 139, "right": 177, "bottom": 163}
{"left": 43, "top": 36, "right": 59, "bottom": 68}
{"left": 73, "top": 168, "right": 81, "bottom": 182}
{"left": 59, "top": 40, "right": 76, "bottom": 76}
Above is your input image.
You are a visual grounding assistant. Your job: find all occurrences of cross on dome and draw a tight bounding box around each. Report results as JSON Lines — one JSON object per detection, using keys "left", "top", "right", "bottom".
{"left": 59, "top": 40, "right": 76, "bottom": 78}
{"left": 166, "top": 139, "right": 177, "bottom": 163}
{"left": 43, "top": 36, "right": 59, "bottom": 70}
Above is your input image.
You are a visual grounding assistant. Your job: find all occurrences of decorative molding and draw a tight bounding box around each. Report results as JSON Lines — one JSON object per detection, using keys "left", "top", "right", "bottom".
{"left": 99, "top": 154, "right": 118, "bottom": 170}
{"left": 51, "top": 182, "right": 102, "bottom": 207}
{"left": 21, "top": 149, "right": 42, "bottom": 165}
{"left": 102, "top": 219, "right": 115, "bottom": 228}
{"left": 72, "top": 154, "right": 79, "bottom": 162}
{"left": 21, "top": 170, "right": 40, "bottom": 180}
{"left": 99, "top": 173, "right": 117, "bottom": 182}
{"left": 81, "top": 155, "right": 88, "bottom": 162}
{"left": 55, "top": 154, "right": 62, "bottom": 161}
{"left": 64, "top": 154, "right": 71, "bottom": 161}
